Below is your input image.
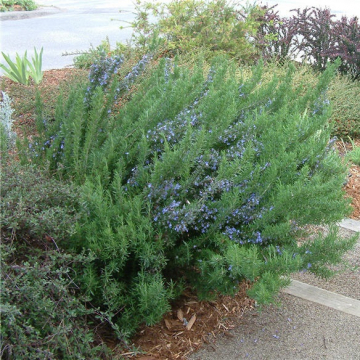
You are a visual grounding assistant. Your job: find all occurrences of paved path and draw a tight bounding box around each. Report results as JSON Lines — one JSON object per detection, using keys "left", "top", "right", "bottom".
{"left": 188, "top": 219, "right": 360, "bottom": 359}
{"left": 189, "top": 293, "right": 360, "bottom": 360}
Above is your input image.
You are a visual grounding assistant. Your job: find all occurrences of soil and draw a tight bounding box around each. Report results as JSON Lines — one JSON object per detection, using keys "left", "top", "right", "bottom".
{"left": 1, "top": 68, "right": 359, "bottom": 360}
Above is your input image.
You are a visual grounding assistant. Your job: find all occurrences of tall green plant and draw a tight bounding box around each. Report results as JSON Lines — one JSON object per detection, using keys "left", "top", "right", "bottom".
{"left": 328, "top": 74, "right": 360, "bottom": 138}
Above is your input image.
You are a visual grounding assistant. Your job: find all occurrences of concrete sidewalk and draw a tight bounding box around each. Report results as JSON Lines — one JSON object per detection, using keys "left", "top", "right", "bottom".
{"left": 188, "top": 220, "right": 360, "bottom": 360}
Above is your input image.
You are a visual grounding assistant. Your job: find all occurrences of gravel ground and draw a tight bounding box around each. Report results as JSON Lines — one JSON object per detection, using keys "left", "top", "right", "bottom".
{"left": 188, "top": 226, "right": 360, "bottom": 360}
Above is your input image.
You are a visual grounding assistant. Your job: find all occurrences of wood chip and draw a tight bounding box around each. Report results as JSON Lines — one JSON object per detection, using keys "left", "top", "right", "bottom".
{"left": 186, "top": 314, "right": 196, "bottom": 330}
{"left": 219, "top": 323, "right": 228, "bottom": 330}
{"left": 185, "top": 301, "right": 198, "bottom": 305}
{"left": 177, "top": 309, "right": 184, "bottom": 322}
{"left": 222, "top": 304, "right": 230, "bottom": 312}
{"left": 173, "top": 331, "right": 184, "bottom": 337}
{"left": 164, "top": 319, "right": 171, "bottom": 330}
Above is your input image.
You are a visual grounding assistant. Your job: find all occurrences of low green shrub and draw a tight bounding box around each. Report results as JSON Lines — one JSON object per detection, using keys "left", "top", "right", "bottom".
{"left": 0, "top": 243, "right": 110, "bottom": 359}
{"left": 345, "top": 138, "right": 360, "bottom": 165}
{"left": 328, "top": 74, "right": 360, "bottom": 138}
{"left": 22, "top": 54, "right": 356, "bottom": 338}
{"left": 0, "top": 160, "right": 80, "bottom": 243}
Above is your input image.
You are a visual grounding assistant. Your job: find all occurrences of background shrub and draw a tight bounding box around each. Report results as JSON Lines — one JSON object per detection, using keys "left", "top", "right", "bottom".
{"left": 20, "top": 54, "right": 356, "bottom": 338}
{"left": 292, "top": 7, "right": 336, "bottom": 71}
{"left": 248, "top": 61, "right": 360, "bottom": 139}
{"left": 328, "top": 74, "right": 360, "bottom": 138}
{"left": 127, "top": 0, "right": 262, "bottom": 62}
{"left": 323, "top": 15, "right": 360, "bottom": 80}
{"left": 254, "top": 5, "right": 298, "bottom": 63}
{"left": 268, "top": 6, "right": 360, "bottom": 78}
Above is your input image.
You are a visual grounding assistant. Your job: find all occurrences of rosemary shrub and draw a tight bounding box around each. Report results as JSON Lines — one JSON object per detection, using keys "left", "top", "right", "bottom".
{"left": 20, "top": 55, "right": 356, "bottom": 337}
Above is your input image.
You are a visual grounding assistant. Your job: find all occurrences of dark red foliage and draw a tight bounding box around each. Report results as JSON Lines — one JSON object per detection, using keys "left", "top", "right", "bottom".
{"left": 291, "top": 7, "right": 336, "bottom": 71}
{"left": 256, "top": 5, "right": 360, "bottom": 80}
{"left": 255, "top": 5, "right": 298, "bottom": 63}
{"left": 324, "top": 16, "right": 360, "bottom": 79}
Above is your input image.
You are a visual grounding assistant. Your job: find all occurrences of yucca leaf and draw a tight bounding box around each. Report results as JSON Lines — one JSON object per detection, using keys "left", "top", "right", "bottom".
{"left": 1, "top": 51, "right": 30, "bottom": 84}
{"left": 28, "top": 47, "right": 44, "bottom": 84}
{"left": 0, "top": 63, "right": 20, "bottom": 83}
{"left": 2, "top": 52, "right": 23, "bottom": 78}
